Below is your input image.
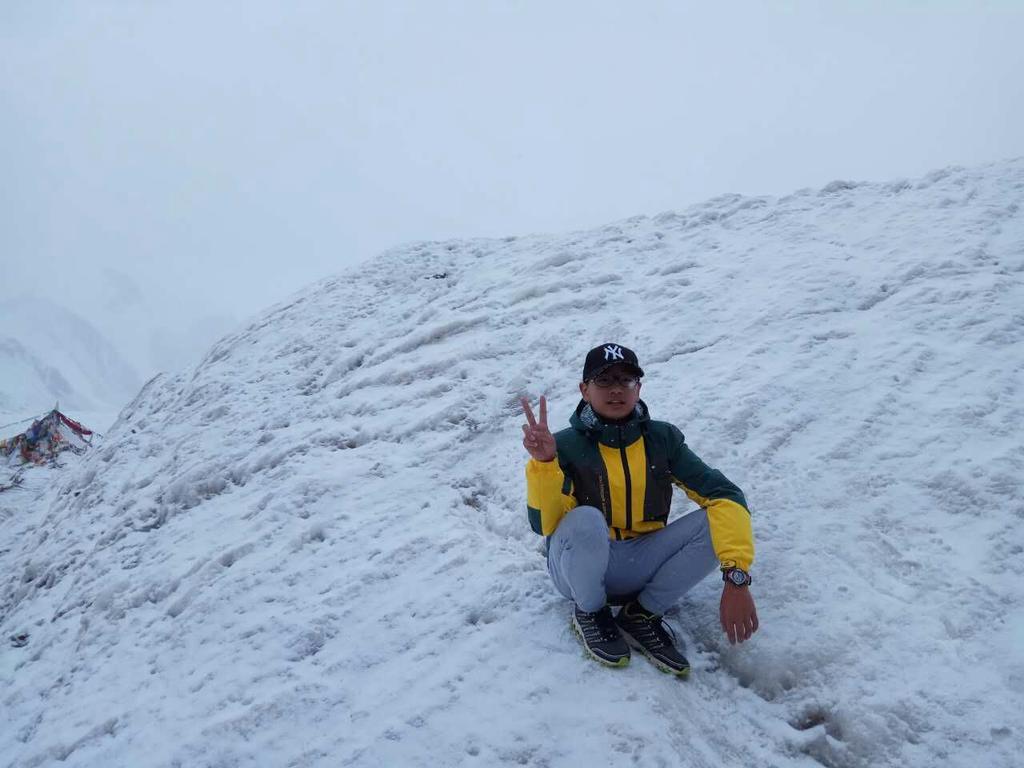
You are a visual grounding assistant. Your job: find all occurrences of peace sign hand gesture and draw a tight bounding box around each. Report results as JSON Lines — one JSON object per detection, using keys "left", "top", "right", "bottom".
{"left": 520, "top": 396, "right": 557, "bottom": 462}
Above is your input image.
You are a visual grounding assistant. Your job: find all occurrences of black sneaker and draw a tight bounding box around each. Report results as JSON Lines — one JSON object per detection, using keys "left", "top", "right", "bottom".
{"left": 572, "top": 605, "right": 630, "bottom": 667}
{"left": 615, "top": 601, "right": 690, "bottom": 676}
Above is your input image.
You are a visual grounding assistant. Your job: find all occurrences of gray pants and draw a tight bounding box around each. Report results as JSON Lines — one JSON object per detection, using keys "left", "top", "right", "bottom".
{"left": 546, "top": 505, "right": 719, "bottom": 615}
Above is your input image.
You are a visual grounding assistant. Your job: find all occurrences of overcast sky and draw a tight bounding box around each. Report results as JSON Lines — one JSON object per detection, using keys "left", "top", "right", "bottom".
{"left": 2, "top": 1, "right": 1023, "bottom": 378}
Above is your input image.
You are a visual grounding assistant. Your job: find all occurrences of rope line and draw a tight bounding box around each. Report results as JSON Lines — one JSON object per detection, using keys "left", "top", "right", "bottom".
{"left": 0, "top": 413, "right": 44, "bottom": 432}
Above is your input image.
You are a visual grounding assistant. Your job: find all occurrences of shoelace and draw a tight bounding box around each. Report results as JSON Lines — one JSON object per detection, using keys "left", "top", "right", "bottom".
{"left": 578, "top": 611, "right": 621, "bottom": 643}
{"left": 624, "top": 612, "right": 678, "bottom": 650}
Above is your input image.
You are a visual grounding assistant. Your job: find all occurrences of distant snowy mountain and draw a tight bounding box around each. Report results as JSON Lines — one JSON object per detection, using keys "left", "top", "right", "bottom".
{"left": 0, "top": 337, "right": 77, "bottom": 414}
{"left": 0, "top": 297, "right": 141, "bottom": 421}
{"left": 1, "top": 159, "right": 1022, "bottom": 768}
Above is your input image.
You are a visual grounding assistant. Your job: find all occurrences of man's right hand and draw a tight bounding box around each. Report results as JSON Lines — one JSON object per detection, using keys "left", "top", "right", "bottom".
{"left": 521, "top": 396, "right": 557, "bottom": 462}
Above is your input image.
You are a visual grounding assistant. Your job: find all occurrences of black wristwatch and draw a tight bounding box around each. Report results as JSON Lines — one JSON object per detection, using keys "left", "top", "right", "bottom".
{"left": 722, "top": 567, "right": 752, "bottom": 587}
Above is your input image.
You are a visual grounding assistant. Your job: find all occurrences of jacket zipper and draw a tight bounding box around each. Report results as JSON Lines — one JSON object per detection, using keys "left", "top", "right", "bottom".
{"left": 619, "top": 426, "right": 633, "bottom": 531}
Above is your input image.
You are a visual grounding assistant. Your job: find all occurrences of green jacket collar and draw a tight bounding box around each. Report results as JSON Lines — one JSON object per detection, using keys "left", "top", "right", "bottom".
{"left": 569, "top": 399, "right": 651, "bottom": 448}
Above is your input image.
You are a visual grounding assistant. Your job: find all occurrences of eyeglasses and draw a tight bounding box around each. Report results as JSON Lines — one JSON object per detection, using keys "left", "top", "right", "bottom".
{"left": 589, "top": 374, "right": 640, "bottom": 389}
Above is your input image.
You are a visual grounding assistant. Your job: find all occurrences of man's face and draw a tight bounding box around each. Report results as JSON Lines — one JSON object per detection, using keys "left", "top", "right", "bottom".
{"left": 579, "top": 363, "right": 642, "bottom": 421}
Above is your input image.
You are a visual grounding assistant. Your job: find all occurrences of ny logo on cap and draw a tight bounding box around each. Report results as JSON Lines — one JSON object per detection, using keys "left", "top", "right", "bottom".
{"left": 604, "top": 345, "right": 625, "bottom": 361}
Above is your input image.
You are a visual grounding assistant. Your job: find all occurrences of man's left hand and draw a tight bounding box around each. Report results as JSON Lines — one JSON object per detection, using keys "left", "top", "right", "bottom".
{"left": 720, "top": 584, "right": 759, "bottom": 645}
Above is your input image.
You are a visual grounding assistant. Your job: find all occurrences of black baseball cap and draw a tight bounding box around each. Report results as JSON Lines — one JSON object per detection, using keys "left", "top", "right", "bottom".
{"left": 582, "top": 343, "right": 644, "bottom": 381}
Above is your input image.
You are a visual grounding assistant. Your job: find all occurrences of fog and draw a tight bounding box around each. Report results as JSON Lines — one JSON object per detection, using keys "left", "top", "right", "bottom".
{"left": 3, "top": 1, "right": 1022, "bottom": 379}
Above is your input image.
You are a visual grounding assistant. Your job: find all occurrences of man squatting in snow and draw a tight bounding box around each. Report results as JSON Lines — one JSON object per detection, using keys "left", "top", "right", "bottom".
{"left": 521, "top": 344, "right": 758, "bottom": 674}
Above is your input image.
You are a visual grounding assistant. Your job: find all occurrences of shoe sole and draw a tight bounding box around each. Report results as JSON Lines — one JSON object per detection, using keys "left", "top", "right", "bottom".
{"left": 620, "top": 632, "right": 690, "bottom": 677}
{"left": 571, "top": 618, "right": 630, "bottom": 668}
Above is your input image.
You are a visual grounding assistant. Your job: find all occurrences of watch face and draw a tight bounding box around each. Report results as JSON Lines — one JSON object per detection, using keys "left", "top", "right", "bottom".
{"left": 728, "top": 569, "right": 748, "bottom": 585}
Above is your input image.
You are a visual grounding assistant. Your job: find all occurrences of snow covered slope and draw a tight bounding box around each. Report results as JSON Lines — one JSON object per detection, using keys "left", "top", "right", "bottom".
{"left": 2, "top": 159, "right": 1022, "bottom": 768}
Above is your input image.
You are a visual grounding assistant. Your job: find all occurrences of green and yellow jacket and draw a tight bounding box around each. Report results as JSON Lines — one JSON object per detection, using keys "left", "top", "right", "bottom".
{"left": 526, "top": 400, "right": 754, "bottom": 571}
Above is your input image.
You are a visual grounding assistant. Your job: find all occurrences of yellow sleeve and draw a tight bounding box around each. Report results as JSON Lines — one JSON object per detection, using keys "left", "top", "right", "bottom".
{"left": 525, "top": 458, "right": 577, "bottom": 536}
{"left": 668, "top": 428, "right": 754, "bottom": 571}
{"left": 678, "top": 487, "right": 755, "bottom": 571}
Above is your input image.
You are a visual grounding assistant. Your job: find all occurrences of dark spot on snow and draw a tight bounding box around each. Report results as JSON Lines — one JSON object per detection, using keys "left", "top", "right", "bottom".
{"left": 201, "top": 404, "right": 230, "bottom": 424}
{"left": 793, "top": 709, "right": 828, "bottom": 731}
{"left": 219, "top": 546, "right": 251, "bottom": 568}
{"left": 10, "top": 632, "right": 29, "bottom": 648}
{"left": 820, "top": 179, "right": 861, "bottom": 195}
{"left": 318, "top": 434, "right": 362, "bottom": 451}
{"left": 465, "top": 608, "right": 496, "bottom": 626}
{"left": 135, "top": 507, "right": 168, "bottom": 533}
{"left": 791, "top": 705, "right": 844, "bottom": 741}
{"left": 287, "top": 627, "right": 327, "bottom": 661}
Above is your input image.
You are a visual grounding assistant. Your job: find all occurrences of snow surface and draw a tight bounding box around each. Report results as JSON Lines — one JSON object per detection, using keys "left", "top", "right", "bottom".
{"left": 2, "top": 159, "right": 1023, "bottom": 767}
